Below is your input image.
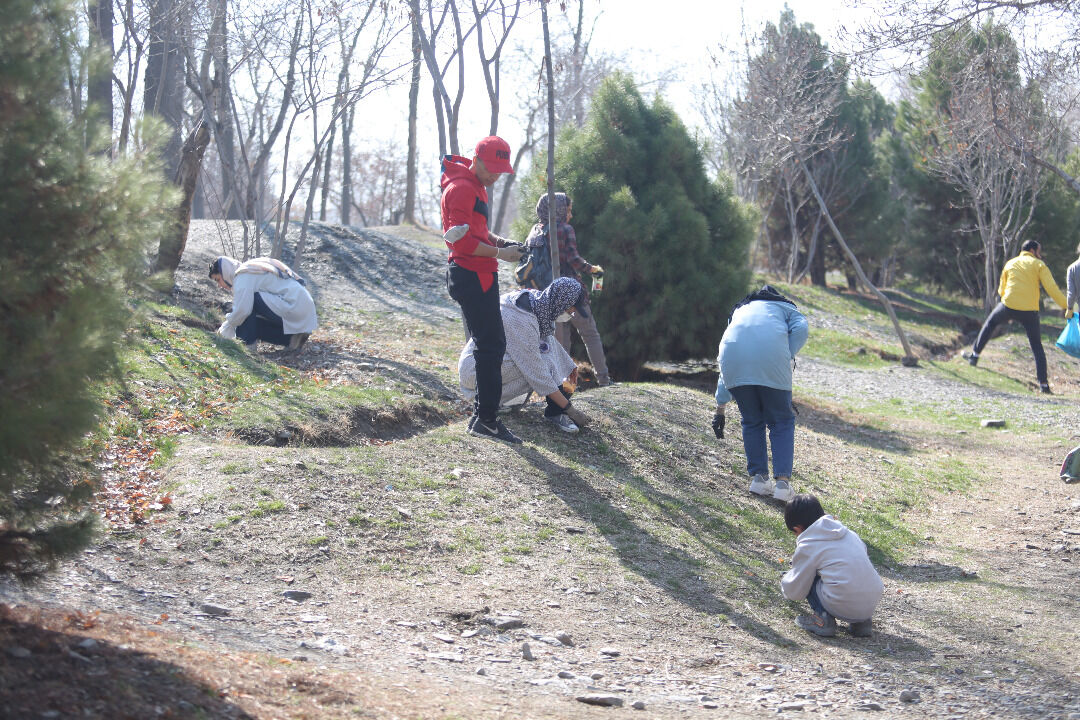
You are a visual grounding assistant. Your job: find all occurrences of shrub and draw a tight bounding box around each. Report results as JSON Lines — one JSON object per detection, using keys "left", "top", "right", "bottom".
{"left": 515, "top": 73, "right": 754, "bottom": 377}
{"left": 0, "top": 0, "right": 171, "bottom": 572}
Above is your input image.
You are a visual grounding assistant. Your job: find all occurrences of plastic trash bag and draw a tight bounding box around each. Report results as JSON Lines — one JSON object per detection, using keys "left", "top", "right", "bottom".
{"left": 1060, "top": 445, "right": 1080, "bottom": 483}
{"left": 1055, "top": 314, "right": 1080, "bottom": 359}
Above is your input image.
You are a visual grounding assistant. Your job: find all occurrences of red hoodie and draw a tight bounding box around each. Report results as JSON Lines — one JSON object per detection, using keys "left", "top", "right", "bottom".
{"left": 440, "top": 155, "right": 497, "bottom": 286}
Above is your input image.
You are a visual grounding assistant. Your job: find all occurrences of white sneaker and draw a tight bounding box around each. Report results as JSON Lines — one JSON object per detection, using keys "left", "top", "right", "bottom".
{"left": 748, "top": 474, "right": 774, "bottom": 496}
{"left": 773, "top": 477, "right": 794, "bottom": 502}
{"left": 547, "top": 414, "right": 579, "bottom": 433}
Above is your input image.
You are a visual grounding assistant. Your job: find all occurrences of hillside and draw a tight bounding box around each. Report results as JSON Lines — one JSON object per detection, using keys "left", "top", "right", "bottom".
{"left": 2, "top": 220, "right": 1079, "bottom": 719}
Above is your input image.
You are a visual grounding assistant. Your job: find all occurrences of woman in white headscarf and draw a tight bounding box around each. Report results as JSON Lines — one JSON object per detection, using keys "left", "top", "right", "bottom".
{"left": 209, "top": 256, "right": 317, "bottom": 351}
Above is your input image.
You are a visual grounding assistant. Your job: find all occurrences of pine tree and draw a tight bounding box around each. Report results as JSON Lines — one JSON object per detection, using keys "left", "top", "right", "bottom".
{"left": 515, "top": 73, "right": 755, "bottom": 378}
{"left": 0, "top": 0, "right": 171, "bottom": 572}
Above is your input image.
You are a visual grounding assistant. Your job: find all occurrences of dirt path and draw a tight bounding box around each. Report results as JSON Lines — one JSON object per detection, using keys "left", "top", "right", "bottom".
{"left": 2, "top": 221, "right": 1078, "bottom": 719}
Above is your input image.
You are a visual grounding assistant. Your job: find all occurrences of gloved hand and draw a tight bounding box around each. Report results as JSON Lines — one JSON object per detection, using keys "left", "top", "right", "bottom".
{"left": 495, "top": 245, "right": 524, "bottom": 262}
{"left": 1066, "top": 308, "right": 1074, "bottom": 320}
{"left": 563, "top": 402, "right": 590, "bottom": 428}
{"left": 443, "top": 224, "right": 469, "bottom": 243}
{"left": 590, "top": 264, "right": 604, "bottom": 277}
{"left": 711, "top": 411, "right": 725, "bottom": 439}
{"left": 217, "top": 321, "right": 236, "bottom": 339}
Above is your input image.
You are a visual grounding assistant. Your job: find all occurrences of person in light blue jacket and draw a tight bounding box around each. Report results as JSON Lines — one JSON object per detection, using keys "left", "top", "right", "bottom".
{"left": 712, "top": 286, "right": 808, "bottom": 502}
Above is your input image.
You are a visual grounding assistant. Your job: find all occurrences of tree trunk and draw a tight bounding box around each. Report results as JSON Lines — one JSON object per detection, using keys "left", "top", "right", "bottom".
{"left": 87, "top": 0, "right": 113, "bottom": 151}
{"left": 155, "top": 122, "right": 210, "bottom": 278}
{"left": 144, "top": 0, "right": 184, "bottom": 177}
{"left": 342, "top": 104, "right": 354, "bottom": 225}
{"left": 810, "top": 233, "right": 826, "bottom": 287}
{"left": 570, "top": 0, "right": 586, "bottom": 128}
{"left": 783, "top": 174, "right": 800, "bottom": 282}
{"left": 798, "top": 156, "right": 917, "bottom": 364}
{"left": 244, "top": 13, "right": 302, "bottom": 219}
{"left": 541, "top": 0, "right": 559, "bottom": 281}
{"left": 404, "top": 16, "right": 421, "bottom": 225}
{"left": 209, "top": 0, "right": 241, "bottom": 219}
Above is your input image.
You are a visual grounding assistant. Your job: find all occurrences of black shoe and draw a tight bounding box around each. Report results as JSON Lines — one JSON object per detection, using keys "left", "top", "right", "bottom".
{"left": 468, "top": 418, "right": 523, "bottom": 444}
{"left": 965, "top": 352, "right": 978, "bottom": 366}
{"left": 288, "top": 332, "right": 310, "bottom": 350}
{"left": 1040, "top": 383, "right": 1053, "bottom": 394}
{"left": 848, "top": 619, "right": 873, "bottom": 637}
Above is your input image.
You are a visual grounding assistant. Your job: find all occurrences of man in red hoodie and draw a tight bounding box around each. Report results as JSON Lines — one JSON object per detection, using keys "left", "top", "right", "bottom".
{"left": 441, "top": 136, "right": 524, "bottom": 443}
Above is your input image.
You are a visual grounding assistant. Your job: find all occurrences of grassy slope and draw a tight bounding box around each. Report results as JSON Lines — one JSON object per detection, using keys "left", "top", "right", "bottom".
{"left": 77, "top": 268, "right": 1080, "bottom": 716}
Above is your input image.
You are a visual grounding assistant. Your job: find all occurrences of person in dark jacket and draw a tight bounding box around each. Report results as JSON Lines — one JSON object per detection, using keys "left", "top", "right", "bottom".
{"left": 525, "top": 192, "right": 612, "bottom": 386}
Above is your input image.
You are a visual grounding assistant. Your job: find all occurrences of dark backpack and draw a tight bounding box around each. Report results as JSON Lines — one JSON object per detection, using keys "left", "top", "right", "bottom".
{"left": 514, "top": 227, "right": 553, "bottom": 290}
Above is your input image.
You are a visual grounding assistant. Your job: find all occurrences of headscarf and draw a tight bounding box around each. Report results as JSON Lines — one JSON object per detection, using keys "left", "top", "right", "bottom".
{"left": 535, "top": 192, "right": 570, "bottom": 225}
{"left": 210, "top": 256, "right": 305, "bottom": 288}
{"left": 524, "top": 192, "right": 572, "bottom": 249}
{"left": 527, "top": 276, "right": 585, "bottom": 338}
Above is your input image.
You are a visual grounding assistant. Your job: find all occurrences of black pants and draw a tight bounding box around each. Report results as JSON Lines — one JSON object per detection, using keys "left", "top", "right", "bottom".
{"left": 447, "top": 263, "right": 504, "bottom": 422}
{"left": 236, "top": 293, "right": 289, "bottom": 346}
{"left": 973, "top": 302, "right": 1047, "bottom": 384}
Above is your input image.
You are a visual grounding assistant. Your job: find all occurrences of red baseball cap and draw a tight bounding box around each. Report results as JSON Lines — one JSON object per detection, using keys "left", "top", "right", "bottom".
{"left": 475, "top": 136, "right": 514, "bottom": 174}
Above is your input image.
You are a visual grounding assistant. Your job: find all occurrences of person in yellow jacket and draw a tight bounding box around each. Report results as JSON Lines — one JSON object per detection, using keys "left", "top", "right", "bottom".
{"left": 967, "top": 240, "right": 1072, "bottom": 393}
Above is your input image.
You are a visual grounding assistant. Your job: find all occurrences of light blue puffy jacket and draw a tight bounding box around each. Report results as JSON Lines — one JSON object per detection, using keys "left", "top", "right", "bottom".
{"left": 714, "top": 299, "right": 808, "bottom": 404}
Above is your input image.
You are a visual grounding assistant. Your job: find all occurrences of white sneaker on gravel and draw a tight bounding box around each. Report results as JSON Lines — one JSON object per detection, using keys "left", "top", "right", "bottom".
{"left": 547, "top": 414, "right": 579, "bottom": 433}
{"left": 772, "top": 477, "right": 794, "bottom": 502}
{"left": 748, "top": 474, "right": 774, "bottom": 496}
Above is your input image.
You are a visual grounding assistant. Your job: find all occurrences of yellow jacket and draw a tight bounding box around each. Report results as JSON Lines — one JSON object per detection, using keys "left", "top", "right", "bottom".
{"left": 999, "top": 251, "right": 1067, "bottom": 312}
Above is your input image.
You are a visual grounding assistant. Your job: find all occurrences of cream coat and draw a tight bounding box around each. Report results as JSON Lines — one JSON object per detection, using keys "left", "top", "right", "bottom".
{"left": 459, "top": 292, "right": 577, "bottom": 406}
{"left": 224, "top": 271, "right": 318, "bottom": 336}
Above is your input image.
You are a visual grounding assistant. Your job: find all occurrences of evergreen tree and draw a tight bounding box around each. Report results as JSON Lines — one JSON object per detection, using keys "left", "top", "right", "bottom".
{"left": 0, "top": 0, "right": 171, "bottom": 572}
{"left": 515, "top": 74, "right": 754, "bottom": 378}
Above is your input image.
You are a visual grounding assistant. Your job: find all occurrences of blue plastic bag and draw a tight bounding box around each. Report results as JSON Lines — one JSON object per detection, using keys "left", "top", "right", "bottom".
{"left": 1055, "top": 314, "right": 1080, "bottom": 358}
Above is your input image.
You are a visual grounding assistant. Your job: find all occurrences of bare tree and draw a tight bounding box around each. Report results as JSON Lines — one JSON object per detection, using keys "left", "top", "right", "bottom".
{"left": 856, "top": 0, "right": 1080, "bottom": 196}
{"left": 143, "top": 0, "right": 185, "bottom": 176}
{"left": 472, "top": 0, "right": 521, "bottom": 134}
{"left": 410, "top": 0, "right": 473, "bottom": 156}
{"left": 732, "top": 14, "right": 917, "bottom": 363}
{"left": 916, "top": 28, "right": 1045, "bottom": 311}
{"left": 403, "top": 15, "right": 422, "bottom": 225}
{"left": 540, "top": 0, "right": 560, "bottom": 281}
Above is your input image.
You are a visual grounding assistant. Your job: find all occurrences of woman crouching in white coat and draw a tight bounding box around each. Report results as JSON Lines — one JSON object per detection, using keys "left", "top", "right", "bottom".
{"left": 209, "top": 256, "right": 317, "bottom": 352}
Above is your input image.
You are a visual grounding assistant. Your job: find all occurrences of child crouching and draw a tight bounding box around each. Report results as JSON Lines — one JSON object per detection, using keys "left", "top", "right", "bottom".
{"left": 781, "top": 494, "right": 883, "bottom": 638}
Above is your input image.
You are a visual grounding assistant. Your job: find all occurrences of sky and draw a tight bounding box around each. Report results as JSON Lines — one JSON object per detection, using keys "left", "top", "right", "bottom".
{"left": 316, "top": 0, "right": 889, "bottom": 224}
{"left": 379, "top": 0, "right": 882, "bottom": 165}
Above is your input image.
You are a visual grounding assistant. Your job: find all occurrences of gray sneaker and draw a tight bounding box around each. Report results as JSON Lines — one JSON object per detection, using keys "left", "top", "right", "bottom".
{"left": 848, "top": 619, "right": 873, "bottom": 637}
{"left": 795, "top": 612, "right": 837, "bottom": 637}
{"left": 773, "top": 477, "right": 794, "bottom": 502}
{"left": 546, "top": 413, "right": 579, "bottom": 433}
{"left": 748, "top": 474, "right": 774, "bottom": 496}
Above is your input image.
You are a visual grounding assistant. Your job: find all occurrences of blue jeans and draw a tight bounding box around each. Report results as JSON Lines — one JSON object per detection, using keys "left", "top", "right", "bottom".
{"left": 236, "top": 293, "right": 289, "bottom": 346}
{"left": 807, "top": 575, "right": 828, "bottom": 616}
{"left": 728, "top": 385, "right": 794, "bottom": 478}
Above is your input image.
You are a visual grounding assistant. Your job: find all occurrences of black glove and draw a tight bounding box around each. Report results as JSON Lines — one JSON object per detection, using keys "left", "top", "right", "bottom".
{"left": 711, "top": 412, "right": 725, "bottom": 439}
